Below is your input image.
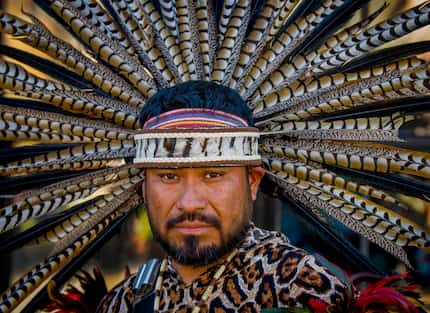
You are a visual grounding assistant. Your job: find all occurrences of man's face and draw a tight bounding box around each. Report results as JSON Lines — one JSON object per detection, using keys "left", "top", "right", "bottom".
{"left": 142, "top": 166, "right": 264, "bottom": 265}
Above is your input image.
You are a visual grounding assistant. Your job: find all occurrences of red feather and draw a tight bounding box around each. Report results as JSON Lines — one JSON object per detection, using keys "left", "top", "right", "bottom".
{"left": 45, "top": 267, "right": 108, "bottom": 313}
{"left": 351, "top": 272, "right": 423, "bottom": 313}
{"left": 307, "top": 298, "right": 330, "bottom": 313}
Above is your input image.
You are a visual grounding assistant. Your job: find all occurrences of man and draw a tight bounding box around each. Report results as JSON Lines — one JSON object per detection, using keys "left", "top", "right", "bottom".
{"left": 97, "top": 81, "right": 348, "bottom": 313}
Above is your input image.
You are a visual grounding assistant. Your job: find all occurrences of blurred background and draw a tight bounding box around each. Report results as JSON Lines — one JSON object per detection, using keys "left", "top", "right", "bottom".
{"left": 0, "top": 0, "right": 429, "bottom": 311}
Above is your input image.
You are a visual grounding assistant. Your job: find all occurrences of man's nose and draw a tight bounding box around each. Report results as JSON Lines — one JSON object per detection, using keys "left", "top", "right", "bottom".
{"left": 176, "top": 179, "right": 207, "bottom": 212}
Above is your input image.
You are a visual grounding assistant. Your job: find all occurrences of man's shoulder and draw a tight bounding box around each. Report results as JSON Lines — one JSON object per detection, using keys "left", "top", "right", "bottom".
{"left": 232, "top": 226, "right": 349, "bottom": 310}
{"left": 238, "top": 226, "right": 312, "bottom": 277}
{"left": 249, "top": 227, "right": 346, "bottom": 283}
{"left": 248, "top": 226, "right": 305, "bottom": 256}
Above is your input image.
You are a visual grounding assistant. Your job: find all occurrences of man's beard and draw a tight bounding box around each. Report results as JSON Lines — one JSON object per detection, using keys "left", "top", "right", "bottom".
{"left": 153, "top": 216, "right": 250, "bottom": 266}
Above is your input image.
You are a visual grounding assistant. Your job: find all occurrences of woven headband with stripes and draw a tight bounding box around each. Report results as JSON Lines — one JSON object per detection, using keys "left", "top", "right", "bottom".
{"left": 133, "top": 109, "right": 261, "bottom": 168}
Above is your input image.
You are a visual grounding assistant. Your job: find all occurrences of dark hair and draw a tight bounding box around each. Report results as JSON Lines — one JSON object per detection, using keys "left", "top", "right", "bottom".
{"left": 138, "top": 81, "right": 254, "bottom": 126}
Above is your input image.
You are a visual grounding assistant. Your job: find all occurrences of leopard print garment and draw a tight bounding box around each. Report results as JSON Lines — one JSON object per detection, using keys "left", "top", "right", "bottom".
{"left": 97, "top": 225, "right": 348, "bottom": 313}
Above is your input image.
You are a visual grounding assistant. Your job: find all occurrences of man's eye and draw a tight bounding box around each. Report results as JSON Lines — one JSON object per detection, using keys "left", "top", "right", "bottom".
{"left": 205, "top": 172, "right": 223, "bottom": 179}
{"left": 159, "top": 173, "right": 178, "bottom": 181}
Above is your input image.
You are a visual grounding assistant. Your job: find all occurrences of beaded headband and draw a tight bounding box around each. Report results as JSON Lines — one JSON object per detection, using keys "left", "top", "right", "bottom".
{"left": 133, "top": 108, "right": 261, "bottom": 168}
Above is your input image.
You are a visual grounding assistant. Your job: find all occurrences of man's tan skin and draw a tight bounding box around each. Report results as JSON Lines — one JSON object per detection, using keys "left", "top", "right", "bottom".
{"left": 142, "top": 166, "right": 265, "bottom": 283}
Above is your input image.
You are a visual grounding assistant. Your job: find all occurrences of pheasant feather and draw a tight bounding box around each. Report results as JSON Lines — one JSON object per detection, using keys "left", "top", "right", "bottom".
{"left": 0, "top": 195, "right": 139, "bottom": 313}
{"left": 311, "top": 1, "right": 430, "bottom": 73}
{"left": 267, "top": 171, "right": 412, "bottom": 267}
{"left": 0, "top": 166, "right": 141, "bottom": 233}
{"left": 0, "top": 140, "right": 134, "bottom": 176}
{"left": 263, "top": 157, "right": 402, "bottom": 207}
{"left": 212, "top": 0, "right": 252, "bottom": 84}
{"left": 0, "top": 104, "right": 134, "bottom": 142}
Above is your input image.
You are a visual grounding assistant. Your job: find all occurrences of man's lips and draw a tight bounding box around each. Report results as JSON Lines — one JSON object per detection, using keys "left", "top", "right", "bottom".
{"left": 173, "top": 221, "right": 214, "bottom": 234}
{"left": 166, "top": 213, "right": 221, "bottom": 230}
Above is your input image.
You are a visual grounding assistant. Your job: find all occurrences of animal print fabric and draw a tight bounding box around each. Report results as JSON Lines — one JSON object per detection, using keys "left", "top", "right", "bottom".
{"left": 97, "top": 225, "right": 348, "bottom": 313}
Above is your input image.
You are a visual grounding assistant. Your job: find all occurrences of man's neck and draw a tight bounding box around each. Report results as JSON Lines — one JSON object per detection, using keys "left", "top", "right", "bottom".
{"left": 171, "top": 260, "right": 215, "bottom": 284}
{"left": 170, "top": 225, "right": 253, "bottom": 284}
{"left": 171, "top": 246, "right": 241, "bottom": 284}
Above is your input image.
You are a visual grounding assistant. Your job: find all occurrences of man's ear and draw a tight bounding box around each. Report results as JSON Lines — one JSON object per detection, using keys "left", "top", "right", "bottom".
{"left": 248, "top": 166, "right": 265, "bottom": 201}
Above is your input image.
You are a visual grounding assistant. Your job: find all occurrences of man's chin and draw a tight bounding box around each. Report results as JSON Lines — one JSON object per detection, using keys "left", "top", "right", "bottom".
{"left": 162, "top": 235, "right": 222, "bottom": 266}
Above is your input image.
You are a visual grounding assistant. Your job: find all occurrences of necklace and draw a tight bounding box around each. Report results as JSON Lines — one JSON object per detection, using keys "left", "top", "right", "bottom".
{"left": 153, "top": 249, "right": 238, "bottom": 313}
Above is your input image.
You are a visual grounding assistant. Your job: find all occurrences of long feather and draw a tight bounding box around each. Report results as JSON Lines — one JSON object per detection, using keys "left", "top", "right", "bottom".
{"left": 140, "top": 0, "right": 190, "bottom": 81}
{"left": 176, "top": 0, "right": 203, "bottom": 80}
{"left": 0, "top": 144, "right": 77, "bottom": 164}
{"left": 239, "top": 0, "right": 348, "bottom": 99}
{"left": 229, "top": 0, "right": 285, "bottom": 89}
{"left": 40, "top": 185, "right": 139, "bottom": 252}
{"left": 66, "top": 0, "right": 134, "bottom": 53}
{"left": 0, "top": 194, "right": 139, "bottom": 313}
{"left": 0, "top": 45, "right": 92, "bottom": 90}
{"left": 314, "top": 181, "right": 430, "bottom": 247}
{"left": 0, "top": 104, "right": 133, "bottom": 144}
{"left": 253, "top": 58, "right": 427, "bottom": 120}
{"left": 0, "top": 11, "right": 144, "bottom": 106}
{"left": 1, "top": 89, "right": 140, "bottom": 129}
{"left": 0, "top": 140, "right": 134, "bottom": 176}
{"left": 261, "top": 137, "right": 430, "bottom": 179}
{"left": 325, "top": 164, "right": 430, "bottom": 200}
{"left": 102, "top": 0, "right": 173, "bottom": 87}
{"left": 263, "top": 157, "right": 403, "bottom": 207}
{"left": 266, "top": 171, "right": 413, "bottom": 267}
{"left": 260, "top": 179, "right": 385, "bottom": 275}
{"left": 0, "top": 198, "right": 100, "bottom": 253}
{"left": 44, "top": 0, "right": 157, "bottom": 97}
{"left": 263, "top": 113, "right": 417, "bottom": 132}
{"left": 0, "top": 58, "right": 77, "bottom": 93}
{"left": 195, "top": 0, "right": 218, "bottom": 80}
{"left": 247, "top": 2, "right": 389, "bottom": 104}
{"left": 292, "top": 0, "right": 369, "bottom": 60}
{"left": 20, "top": 209, "right": 133, "bottom": 313}
{"left": 0, "top": 171, "right": 91, "bottom": 197}
{"left": 212, "top": 0, "right": 252, "bottom": 85}
{"left": 259, "top": 174, "right": 385, "bottom": 275}
{"left": 308, "top": 96, "right": 430, "bottom": 122}
{"left": 310, "top": 1, "right": 430, "bottom": 74}
{"left": 262, "top": 114, "right": 417, "bottom": 142}
{"left": 0, "top": 166, "right": 142, "bottom": 233}
{"left": 266, "top": 0, "right": 300, "bottom": 41}
{"left": 336, "top": 41, "right": 430, "bottom": 74}
{"left": 217, "top": 0, "right": 237, "bottom": 45}
{"left": 158, "top": 0, "right": 179, "bottom": 42}
{"left": 270, "top": 0, "right": 316, "bottom": 40}
{"left": 265, "top": 66, "right": 430, "bottom": 122}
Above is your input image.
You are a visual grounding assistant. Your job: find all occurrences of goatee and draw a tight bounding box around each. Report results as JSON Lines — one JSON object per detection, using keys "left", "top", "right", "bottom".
{"left": 153, "top": 223, "right": 250, "bottom": 266}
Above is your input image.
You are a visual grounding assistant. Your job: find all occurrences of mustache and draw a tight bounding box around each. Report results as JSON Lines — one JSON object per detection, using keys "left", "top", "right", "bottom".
{"left": 166, "top": 212, "right": 221, "bottom": 229}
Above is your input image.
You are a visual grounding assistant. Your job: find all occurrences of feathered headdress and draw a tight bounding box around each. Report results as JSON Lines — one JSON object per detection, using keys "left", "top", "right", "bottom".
{"left": 0, "top": 0, "right": 429, "bottom": 312}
